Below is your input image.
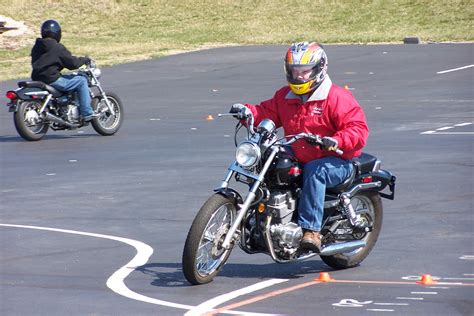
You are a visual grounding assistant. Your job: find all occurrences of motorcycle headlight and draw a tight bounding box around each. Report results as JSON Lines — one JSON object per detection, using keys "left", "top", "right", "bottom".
{"left": 92, "top": 67, "right": 102, "bottom": 79}
{"left": 236, "top": 141, "right": 261, "bottom": 168}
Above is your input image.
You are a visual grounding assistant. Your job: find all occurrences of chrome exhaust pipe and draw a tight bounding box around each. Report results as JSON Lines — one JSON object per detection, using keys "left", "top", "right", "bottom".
{"left": 45, "top": 112, "right": 76, "bottom": 128}
{"left": 320, "top": 240, "right": 366, "bottom": 256}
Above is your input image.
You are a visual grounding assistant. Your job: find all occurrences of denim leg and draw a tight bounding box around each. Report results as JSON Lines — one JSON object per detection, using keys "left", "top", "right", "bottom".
{"left": 50, "top": 75, "right": 93, "bottom": 116}
{"left": 298, "top": 156, "right": 353, "bottom": 231}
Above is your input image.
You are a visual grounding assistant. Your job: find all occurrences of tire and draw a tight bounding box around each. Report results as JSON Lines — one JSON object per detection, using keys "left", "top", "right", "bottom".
{"left": 321, "top": 191, "right": 383, "bottom": 269}
{"left": 13, "top": 101, "right": 49, "bottom": 141}
{"left": 91, "top": 92, "right": 123, "bottom": 136}
{"left": 182, "top": 194, "right": 236, "bottom": 285}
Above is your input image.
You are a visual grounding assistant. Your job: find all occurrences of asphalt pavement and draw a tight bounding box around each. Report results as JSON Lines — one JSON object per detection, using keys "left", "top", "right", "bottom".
{"left": 0, "top": 43, "right": 473, "bottom": 316}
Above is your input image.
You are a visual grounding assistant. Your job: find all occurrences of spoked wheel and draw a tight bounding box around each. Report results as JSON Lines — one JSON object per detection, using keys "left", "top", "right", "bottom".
{"left": 13, "top": 101, "right": 49, "bottom": 141}
{"left": 321, "top": 191, "right": 383, "bottom": 269}
{"left": 91, "top": 92, "right": 123, "bottom": 136}
{"left": 182, "top": 194, "right": 236, "bottom": 285}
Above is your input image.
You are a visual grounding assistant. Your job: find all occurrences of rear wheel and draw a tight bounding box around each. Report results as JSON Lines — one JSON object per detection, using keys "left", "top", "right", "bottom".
{"left": 91, "top": 92, "right": 123, "bottom": 136}
{"left": 13, "top": 101, "right": 49, "bottom": 141}
{"left": 182, "top": 194, "right": 236, "bottom": 285}
{"left": 321, "top": 191, "right": 383, "bottom": 269}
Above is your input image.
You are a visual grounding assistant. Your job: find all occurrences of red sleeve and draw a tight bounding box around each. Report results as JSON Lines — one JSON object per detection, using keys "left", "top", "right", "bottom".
{"left": 330, "top": 88, "right": 369, "bottom": 155}
{"left": 244, "top": 88, "right": 286, "bottom": 128}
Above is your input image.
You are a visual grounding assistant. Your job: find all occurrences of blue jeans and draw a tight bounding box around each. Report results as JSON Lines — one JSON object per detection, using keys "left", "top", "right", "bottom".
{"left": 50, "top": 74, "right": 93, "bottom": 116}
{"left": 298, "top": 156, "right": 353, "bottom": 232}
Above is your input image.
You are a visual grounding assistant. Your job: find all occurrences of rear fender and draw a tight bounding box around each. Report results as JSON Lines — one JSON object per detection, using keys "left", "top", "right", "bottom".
{"left": 16, "top": 87, "right": 48, "bottom": 101}
{"left": 361, "top": 169, "right": 396, "bottom": 200}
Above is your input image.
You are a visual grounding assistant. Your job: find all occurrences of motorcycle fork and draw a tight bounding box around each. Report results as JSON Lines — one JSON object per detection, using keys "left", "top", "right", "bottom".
{"left": 91, "top": 74, "right": 115, "bottom": 115}
{"left": 221, "top": 146, "right": 279, "bottom": 249}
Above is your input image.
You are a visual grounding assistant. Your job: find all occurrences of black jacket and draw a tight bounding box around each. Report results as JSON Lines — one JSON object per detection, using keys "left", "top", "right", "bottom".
{"left": 31, "top": 38, "right": 89, "bottom": 83}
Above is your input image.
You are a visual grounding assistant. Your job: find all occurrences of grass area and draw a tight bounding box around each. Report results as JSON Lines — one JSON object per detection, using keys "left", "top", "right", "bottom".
{"left": 1, "top": 0, "right": 473, "bottom": 81}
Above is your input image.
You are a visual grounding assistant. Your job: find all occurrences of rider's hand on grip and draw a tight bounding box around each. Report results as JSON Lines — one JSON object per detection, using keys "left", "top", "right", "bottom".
{"left": 321, "top": 136, "right": 338, "bottom": 151}
{"left": 229, "top": 103, "right": 251, "bottom": 119}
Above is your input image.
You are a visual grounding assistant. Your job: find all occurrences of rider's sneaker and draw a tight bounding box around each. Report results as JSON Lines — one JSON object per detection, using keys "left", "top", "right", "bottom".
{"left": 83, "top": 113, "right": 100, "bottom": 122}
{"left": 300, "top": 230, "right": 321, "bottom": 253}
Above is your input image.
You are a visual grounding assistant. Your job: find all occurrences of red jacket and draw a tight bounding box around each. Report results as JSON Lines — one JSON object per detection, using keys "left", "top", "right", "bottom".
{"left": 245, "top": 76, "right": 369, "bottom": 164}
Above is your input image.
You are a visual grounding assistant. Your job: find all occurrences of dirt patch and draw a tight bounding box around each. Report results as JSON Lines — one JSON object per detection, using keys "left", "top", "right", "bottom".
{"left": 0, "top": 15, "right": 35, "bottom": 50}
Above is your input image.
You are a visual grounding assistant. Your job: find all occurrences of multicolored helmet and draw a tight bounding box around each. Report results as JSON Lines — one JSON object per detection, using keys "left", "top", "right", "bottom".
{"left": 284, "top": 42, "right": 328, "bottom": 95}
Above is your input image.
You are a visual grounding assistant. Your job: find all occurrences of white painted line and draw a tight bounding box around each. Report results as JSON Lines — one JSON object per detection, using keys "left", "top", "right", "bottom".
{"left": 437, "top": 64, "right": 474, "bottom": 74}
{"left": 436, "top": 282, "right": 464, "bottom": 285}
{"left": 443, "top": 277, "right": 474, "bottom": 281}
{"left": 421, "top": 132, "right": 474, "bottom": 135}
{"left": 184, "top": 278, "right": 289, "bottom": 316}
{"left": 396, "top": 297, "right": 424, "bottom": 300}
{"left": 411, "top": 292, "right": 438, "bottom": 295}
{"left": 436, "top": 126, "right": 454, "bottom": 131}
{"left": 455, "top": 123, "right": 473, "bottom": 127}
{"left": 0, "top": 223, "right": 272, "bottom": 315}
{"left": 367, "top": 309, "right": 394, "bottom": 312}
{"left": 374, "top": 303, "right": 409, "bottom": 306}
{"left": 460, "top": 255, "right": 474, "bottom": 260}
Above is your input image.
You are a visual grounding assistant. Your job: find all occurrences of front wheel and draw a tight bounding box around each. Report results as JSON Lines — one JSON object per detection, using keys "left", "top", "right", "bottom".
{"left": 182, "top": 194, "right": 236, "bottom": 285}
{"left": 91, "top": 92, "right": 123, "bottom": 136}
{"left": 13, "top": 101, "right": 49, "bottom": 141}
{"left": 321, "top": 191, "right": 383, "bottom": 269}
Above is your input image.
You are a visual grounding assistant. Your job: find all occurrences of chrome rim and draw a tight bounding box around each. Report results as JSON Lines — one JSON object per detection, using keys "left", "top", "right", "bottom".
{"left": 96, "top": 96, "right": 121, "bottom": 129}
{"left": 196, "top": 203, "right": 234, "bottom": 277}
{"left": 23, "top": 102, "right": 44, "bottom": 133}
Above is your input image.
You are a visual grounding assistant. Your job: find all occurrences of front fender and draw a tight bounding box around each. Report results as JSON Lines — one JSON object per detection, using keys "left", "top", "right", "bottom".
{"left": 213, "top": 188, "right": 244, "bottom": 205}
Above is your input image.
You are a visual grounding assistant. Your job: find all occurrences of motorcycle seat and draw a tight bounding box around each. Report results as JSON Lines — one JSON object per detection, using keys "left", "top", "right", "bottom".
{"left": 352, "top": 152, "right": 378, "bottom": 176}
{"left": 326, "top": 152, "right": 378, "bottom": 194}
{"left": 18, "top": 81, "right": 64, "bottom": 98}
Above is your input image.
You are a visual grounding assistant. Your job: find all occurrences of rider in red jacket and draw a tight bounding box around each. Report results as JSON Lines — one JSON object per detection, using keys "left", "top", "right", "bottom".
{"left": 230, "top": 42, "right": 369, "bottom": 252}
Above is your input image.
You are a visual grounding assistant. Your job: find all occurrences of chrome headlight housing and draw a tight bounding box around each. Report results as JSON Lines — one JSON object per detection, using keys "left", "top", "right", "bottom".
{"left": 92, "top": 67, "right": 102, "bottom": 79}
{"left": 236, "top": 141, "right": 261, "bottom": 168}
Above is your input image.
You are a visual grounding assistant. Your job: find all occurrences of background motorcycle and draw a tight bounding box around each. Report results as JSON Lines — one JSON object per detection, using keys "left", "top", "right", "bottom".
{"left": 182, "top": 110, "right": 396, "bottom": 285}
{"left": 5, "top": 60, "right": 123, "bottom": 141}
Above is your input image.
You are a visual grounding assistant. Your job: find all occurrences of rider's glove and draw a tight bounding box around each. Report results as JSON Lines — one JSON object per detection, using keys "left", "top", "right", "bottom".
{"left": 321, "top": 136, "right": 338, "bottom": 151}
{"left": 84, "top": 57, "right": 92, "bottom": 65}
{"left": 229, "top": 103, "right": 252, "bottom": 118}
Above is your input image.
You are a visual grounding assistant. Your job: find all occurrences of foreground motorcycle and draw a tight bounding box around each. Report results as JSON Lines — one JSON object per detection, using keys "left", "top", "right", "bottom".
{"left": 5, "top": 60, "right": 123, "bottom": 141}
{"left": 182, "top": 110, "right": 396, "bottom": 285}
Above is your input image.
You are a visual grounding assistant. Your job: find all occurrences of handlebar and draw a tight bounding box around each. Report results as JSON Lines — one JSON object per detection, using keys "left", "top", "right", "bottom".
{"left": 219, "top": 111, "right": 343, "bottom": 155}
{"left": 280, "top": 133, "right": 344, "bottom": 155}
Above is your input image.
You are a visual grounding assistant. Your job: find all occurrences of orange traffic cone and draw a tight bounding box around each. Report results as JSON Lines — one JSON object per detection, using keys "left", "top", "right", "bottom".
{"left": 206, "top": 114, "right": 214, "bottom": 121}
{"left": 316, "top": 272, "right": 333, "bottom": 282}
{"left": 417, "top": 274, "right": 436, "bottom": 285}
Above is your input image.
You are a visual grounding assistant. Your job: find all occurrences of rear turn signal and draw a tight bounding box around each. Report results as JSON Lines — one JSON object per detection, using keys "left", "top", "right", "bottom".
{"left": 6, "top": 91, "right": 17, "bottom": 100}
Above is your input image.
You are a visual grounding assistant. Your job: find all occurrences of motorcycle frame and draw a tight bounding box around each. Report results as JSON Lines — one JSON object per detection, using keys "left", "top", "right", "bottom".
{"left": 8, "top": 65, "right": 115, "bottom": 117}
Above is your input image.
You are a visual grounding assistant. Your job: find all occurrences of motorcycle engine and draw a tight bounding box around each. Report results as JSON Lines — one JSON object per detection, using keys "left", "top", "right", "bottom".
{"left": 270, "top": 222, "right": 302, "bottom": 249}
{"left": 267, "top": 191, "right": 296, "bottom": 224}
{"left": 267, "top": 190, "right": 302, "bottom": 251}
{"left": 67, "top": 104, "right": 80, "bottom": 122}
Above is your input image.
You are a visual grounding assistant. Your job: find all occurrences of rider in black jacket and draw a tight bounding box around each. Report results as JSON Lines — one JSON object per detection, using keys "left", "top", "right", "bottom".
{"left": 31, "top": 20, "right": 98, "bottom": 121}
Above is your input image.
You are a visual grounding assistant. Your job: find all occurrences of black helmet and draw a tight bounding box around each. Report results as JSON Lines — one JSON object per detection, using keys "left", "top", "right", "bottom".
{"left": 41, "top": 20, "right": 62, "bottom": 42}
